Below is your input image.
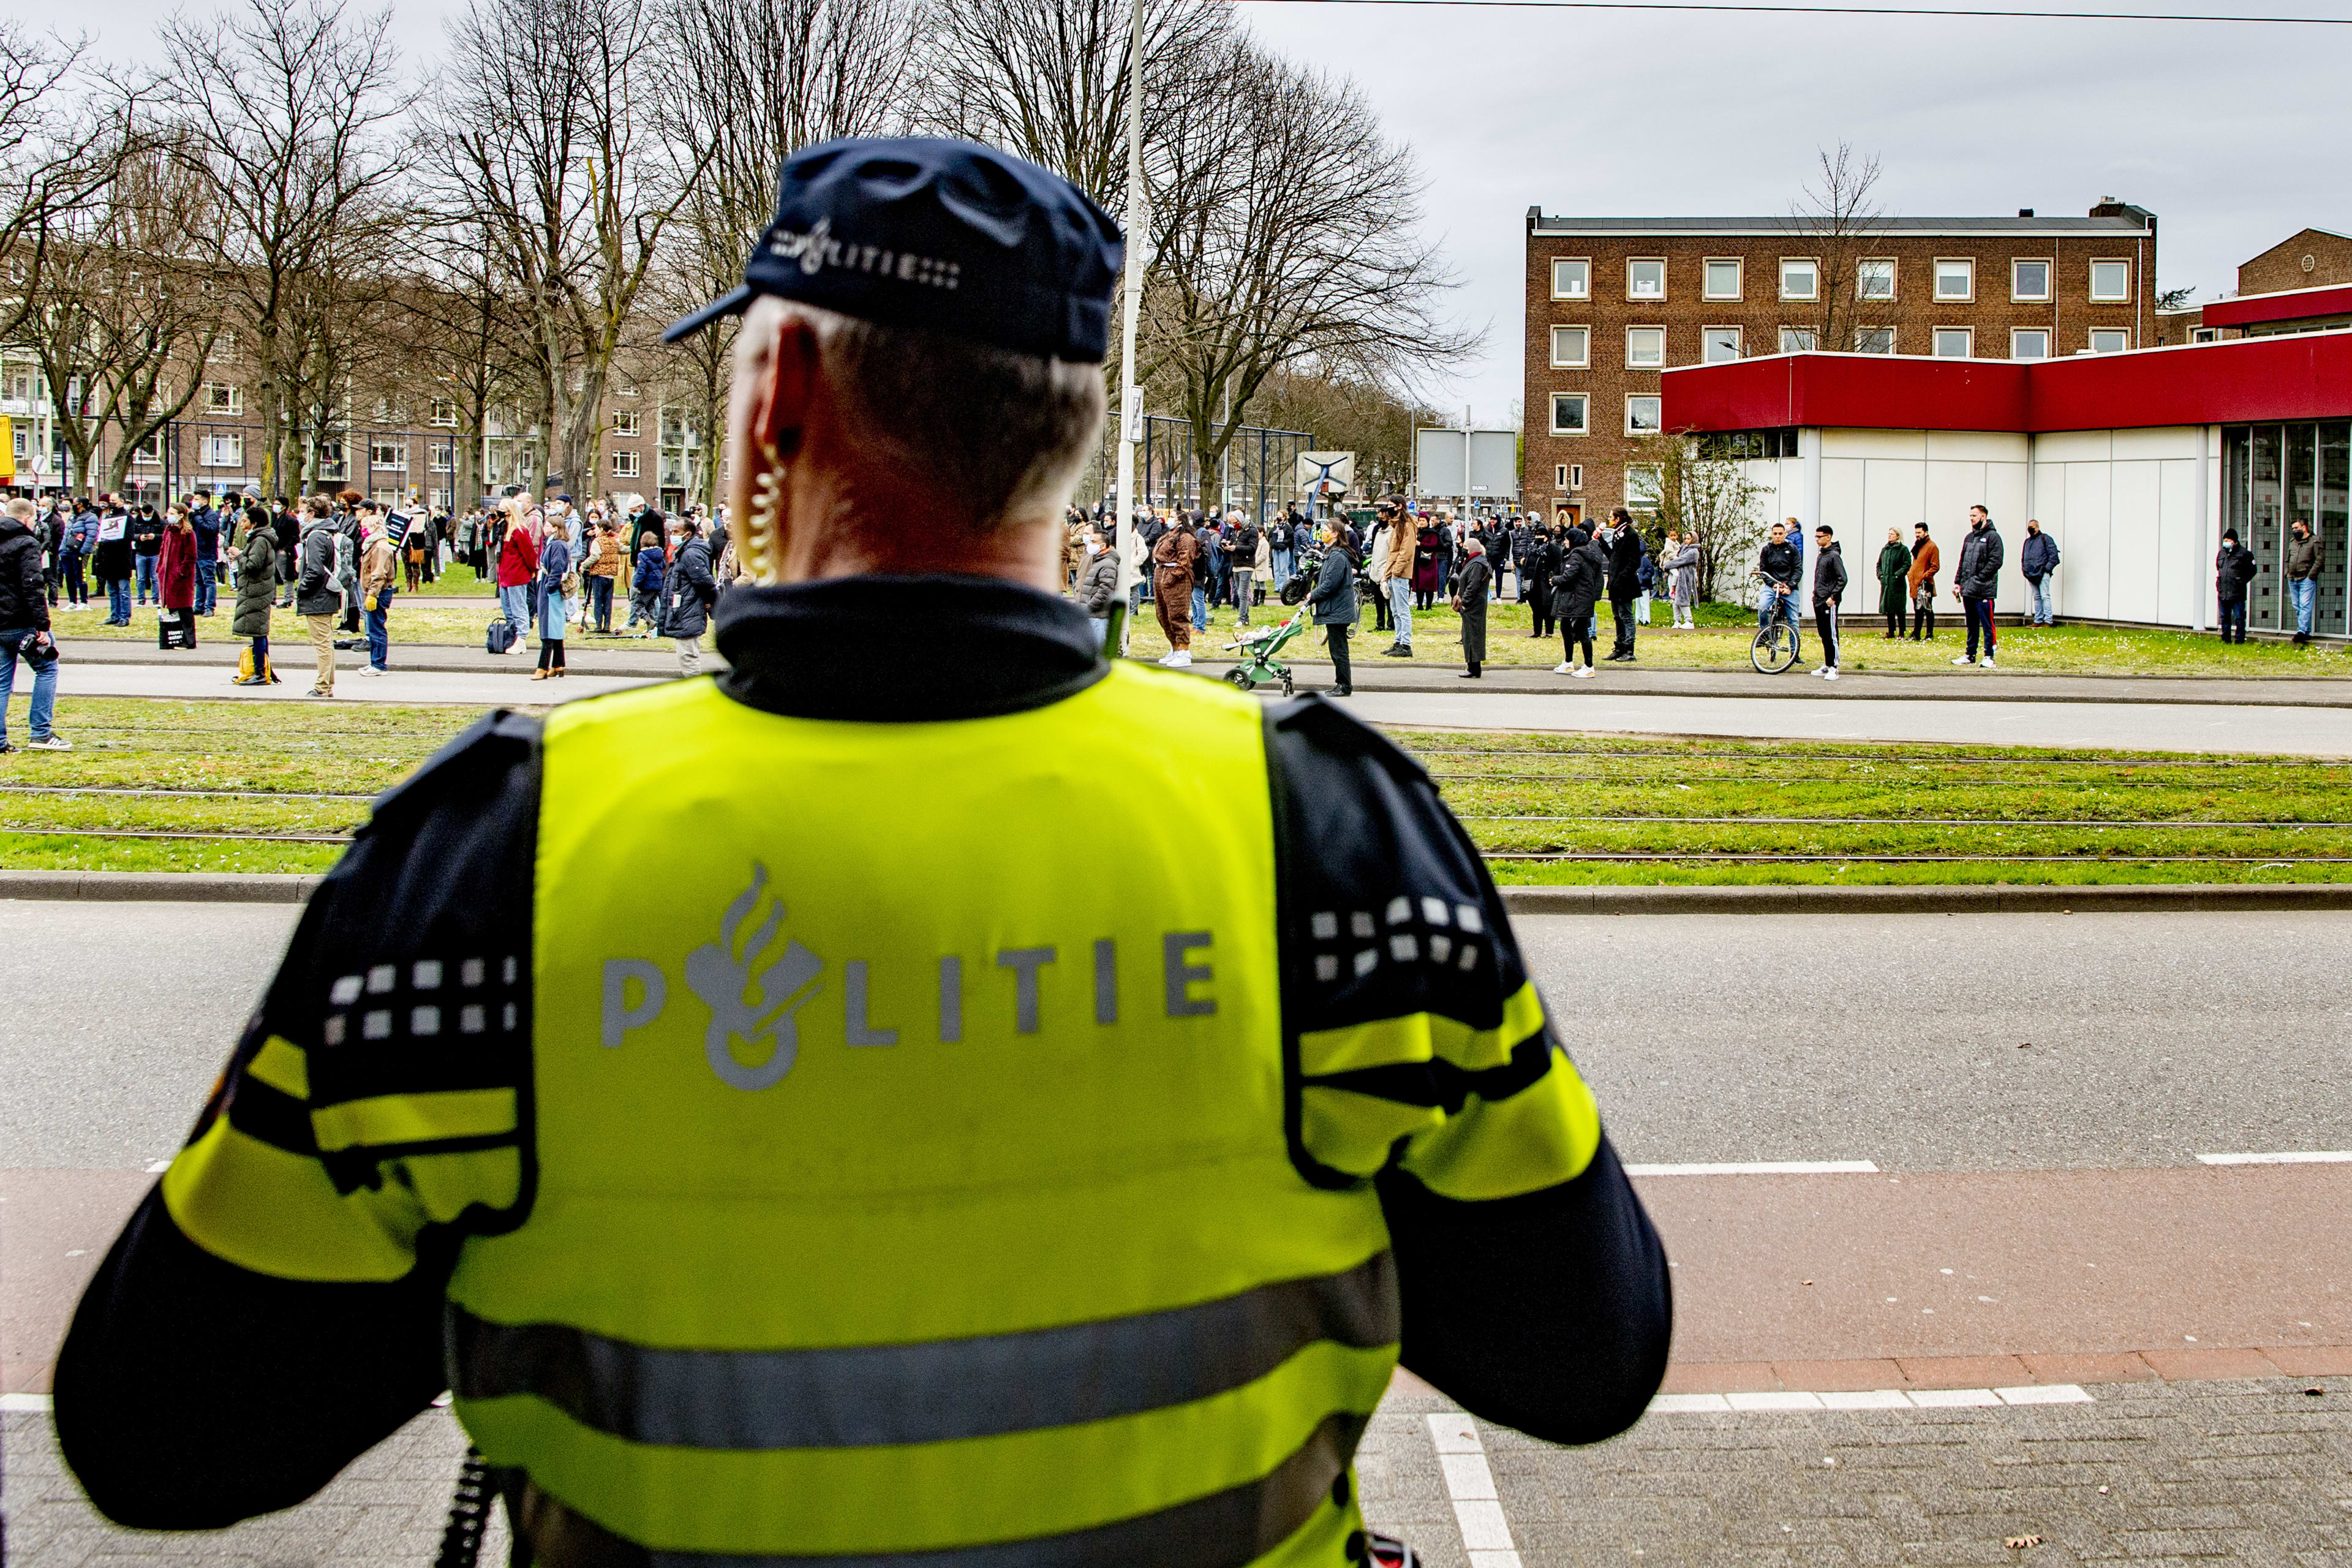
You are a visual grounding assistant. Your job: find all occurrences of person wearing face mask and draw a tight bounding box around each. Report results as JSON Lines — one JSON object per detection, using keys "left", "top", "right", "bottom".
{"left": 1076, "top": 517, "right": 1118, "bottom": 649}
{"left": 1306, "top": 517, "right": 1362, "bottom": 695}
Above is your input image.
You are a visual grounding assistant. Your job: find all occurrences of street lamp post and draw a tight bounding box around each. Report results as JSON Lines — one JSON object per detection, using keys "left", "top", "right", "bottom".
{"left": 1103, "top": 0, "right": 1148, "bottom": 658}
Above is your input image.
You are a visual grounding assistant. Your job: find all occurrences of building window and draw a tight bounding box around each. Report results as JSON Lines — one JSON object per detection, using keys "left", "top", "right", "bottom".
{"left": 1568, "top": 464, "right": 1583, "bottom": 489}
{"left": 207, "top": 331, "right": 237, "bottom": 362}
{"left": 428, "top": 440, "right": 454, "bottom": 472}
{"left": 1853, "top": 326, "right": 1895, "bottom": 355}
{"left": 1627, "top": 258, "right": 1665, "bottom": 300}
{"left": 199, "top": 433, "right": 243, "bottom": 467}
{"left": 1934, "top": 259, "right": 1974, "bottom": 301}
{"left": 1549, "top": 325, "right": 1589, "bottom": 368}
{"left": 203, "top": 381, "right": 243, "bottom": 415}
{"left": 1625, "top": 327, "right": 1665, "bottom": 368}
{"left": 1858, "top": 259, "right": 1895, "bottom": 301}
{"left": 1702, "top": 326, "right": 1742, "bottom": 363}
{"left": 612, "top": 450, "right": 641, "bottom": 478}
{"left": 1626, "top": 395, "right": 1662, "bottom": 435}
{"left": 2089, "top": 328, "right": 2130, "bottom": 353}
{"left": 315, "top": 439, "right": 347, "bottom": 480}
{"left": 430, "top": 399, "right": 458, "bottom": 427}
{"left": 1626, "top": 464, "right": 1664, "bottom": 508}
{"left": 613, "top": 377, "right": 640, "bottom": 398}
{"left": 1779, "top": 326, "right": 1819, "bottom": 353}
{"left": 1550, "top": 393, "right": 1589, "bottom": 435}
{"left": 1550, "top": 258, "right": 1589, "bottom": 300}
{"left": 1779, "top": 258, "right": 1818, "bottom": 301}
{"left": 371, "top": 439, "right": 405, "bottom": 469}
{"left": 429, "top": 488, "right": 452, "bottom": 511}
{"left": 2011, "top": 328, "right": 2051, "bottom": 360}
{"left": 1703, "top": 258, "right": 1742, "bottom": 300}
{"left": 2191, "top": 327, "right": 2220, "bottom": 344}
{"left": 2012, "top": 259, "right": 2051, "bottom": 301}
{"left": 612, "top": 409, "right": 641, "bottom": 437}
{"left": 130, "top": 434, "right": 163, "bottom": 465}
{"left": 1933, "top": 327, "right": 1973, "bottom": 358}
{"left": 2090, "top": 259, "right": 2131, "bottom": 301}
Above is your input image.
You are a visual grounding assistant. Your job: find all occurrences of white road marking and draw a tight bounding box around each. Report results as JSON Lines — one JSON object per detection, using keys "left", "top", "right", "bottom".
{"left": 1624, "top": 1160, "right": 1880, "bottom": 1175}
{"left": 1425, "top": 1412, "right": 1523, "bottom": 1568}
{"left": 2, "top": 1393, "right": 54, "bottom": 1412}
{"left": 2197, "top": 1150, "right": 2352, "bottom": 1166}
{"left": 1647, "top": 1385, "right": 2090, "bottom": 1414}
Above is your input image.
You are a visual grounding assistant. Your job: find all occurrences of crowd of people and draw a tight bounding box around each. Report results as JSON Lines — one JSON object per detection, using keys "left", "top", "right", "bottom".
{"left": 0, "top": 486, "right": 736, "bottom": 697}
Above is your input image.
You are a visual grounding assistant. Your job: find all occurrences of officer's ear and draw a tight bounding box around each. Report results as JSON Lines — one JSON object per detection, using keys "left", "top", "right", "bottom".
{"left": 748, "top": 307, "right": 824, "bottom": 467}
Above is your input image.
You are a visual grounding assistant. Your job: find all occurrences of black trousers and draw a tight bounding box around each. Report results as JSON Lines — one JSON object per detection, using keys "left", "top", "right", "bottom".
{"left": 1609, "top": 595, "right": 1636, "bottom": 655}
{"left": 1324, "top": 622, "right": 1353, "bottom": 690}
{"left": 1814, "top": 600, "right": 1839, "bottom": 668}
{"left": 1910, "top": 600, "right": 1936, "bottom": 639}
{"left": 1561, "top": 599, "right": 1596, "bottom": 667}
{"left": 2218, "top": 598, "right": 2247, "bottom": 643}
{"left": 1529, "top": 584, "right": 1555, "bottom": 637}
{"left": 1885, "top": 607, "right": 1907, "bottom": 636}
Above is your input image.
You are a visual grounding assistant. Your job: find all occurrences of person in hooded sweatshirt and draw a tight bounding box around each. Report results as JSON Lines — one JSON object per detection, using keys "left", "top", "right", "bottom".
{"left": 1811, "top": 524, "right": 1847, "bottom": 681}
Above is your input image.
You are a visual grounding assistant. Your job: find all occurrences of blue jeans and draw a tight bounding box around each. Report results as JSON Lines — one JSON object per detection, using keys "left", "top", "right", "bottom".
{"left": 135, "top": 555, "right": 157, "bottom": 603}
{"left": 195, "top": 557, "right": 217, "bottom": 615}
{"left": 0, "top": 630, "right": 58, "bottom": 746}
{"left": 1759, "top": 589, "right": 1798, "bottom": 631}
{"left": 1389, "top": 578, "right": 1413, "bottom": 647}
{"left": 2290, "top": 576, "right": 2316, "bottom": 635}
{"left": 2218, "top": 597, "right": 2247, "bottom": 642}
{"left": 366, "top": 585, "right": 395, "bottom": 669}
{"left": 108, "top": 578, "right": 132, "bottom": 622}
{"left": 2029, "top": 576, "right": 2055, "bottom": 624}
{"left": 1270, "top": 548, "right": 1294, "bottom": 587}
{"left": 1191, "top": 583, "right": 1207, "bottom": 629}
{"left": 499, "top": 583, "right": 531, "bottom": 642}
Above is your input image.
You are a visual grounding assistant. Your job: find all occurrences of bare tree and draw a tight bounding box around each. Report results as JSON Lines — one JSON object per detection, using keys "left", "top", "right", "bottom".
{"left": 651, "top": 0, "right": 922, "bottom": 511}
{"left": 0, "top": 25, "right": 121, "bottom": 346}
{"left": 432, "top": 0, "right": 709, "bottom": 496}
{"left": 1250, "top": 366, "right": 1441, "bottom": 500}
{"left": 921, "top": 0, "right": 1230, "bottom": 211}
{"left": 1785, "top": 141, "right": 1888, "bottom": 355}
{"left": 1632, "top": 432, "right": 1771, "bottom": 601}
{"left": 1147, "top": 42, "right": 1476, "bottom": 508}
{"left": 20, "top": 113, "right": 227, "bottom": 496}
{"left": 399, "top": 224, "right": 537, "bottom": 510}
{"left": 156, "top": 0, "right": 413, "bottom": 496}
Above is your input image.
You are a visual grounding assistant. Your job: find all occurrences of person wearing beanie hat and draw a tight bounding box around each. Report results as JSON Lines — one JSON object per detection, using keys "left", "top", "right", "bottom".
{"left": 58, "top": 138, "right": 1667, "bottom": 1568}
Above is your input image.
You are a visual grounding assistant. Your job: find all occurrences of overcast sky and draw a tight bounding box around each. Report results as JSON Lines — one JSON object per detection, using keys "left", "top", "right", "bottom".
{"left": 63, "top": 0, "right": 2350, "bottom": 426}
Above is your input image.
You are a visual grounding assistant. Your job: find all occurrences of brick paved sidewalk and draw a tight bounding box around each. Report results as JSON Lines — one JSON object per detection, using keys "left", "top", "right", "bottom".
{"left": 1363, "top": 1376, "right": 2352, "bottom": 1567}
{"left": 8, "top": 1380, "right": 2348, "bottom": 1566}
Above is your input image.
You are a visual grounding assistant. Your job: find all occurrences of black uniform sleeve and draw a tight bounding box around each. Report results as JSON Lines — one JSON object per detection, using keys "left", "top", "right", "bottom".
{"left": 1264, "top": 697, "right": 1671, "bottom": 1444}
{"left": 55, "top": 711, "right": 543, "bottom": 1527}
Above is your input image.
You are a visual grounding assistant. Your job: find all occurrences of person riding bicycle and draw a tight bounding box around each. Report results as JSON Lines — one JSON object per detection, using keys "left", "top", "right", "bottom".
{"left": 1757, "top": 520, "right": 1801, "bottom": 634}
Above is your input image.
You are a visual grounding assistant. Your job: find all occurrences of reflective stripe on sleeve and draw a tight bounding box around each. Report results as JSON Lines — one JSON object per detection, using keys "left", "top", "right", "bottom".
{"left": 311, "top": 1087, "right": 519, "bottom": 1154}
{"left": 452, "top": 1251, "right": 1396, "bottom": 1450}
{"left": 161, "top": 1115, "right": 418, "bottom": 1282}
{"left": 1396, "top": 1049, "right": 1602, "bottom": 1200}
{"left": 1296, "top": 981, "right": 1546, "bottom": 1078}
{"left": 246, "top": 1035, "right": 310, "bottom": 1099}
{"left": 1298, "top": 1086, "right": 1442, "bottom": 1179}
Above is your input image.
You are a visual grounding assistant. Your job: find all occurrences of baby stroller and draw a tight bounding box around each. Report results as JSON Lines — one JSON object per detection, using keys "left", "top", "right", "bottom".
{"left": 1221, "top": 598, "right": 1309, "bottom": 696}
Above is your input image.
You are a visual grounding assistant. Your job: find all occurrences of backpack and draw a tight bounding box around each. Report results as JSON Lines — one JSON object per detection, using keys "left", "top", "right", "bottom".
{"left": 486, "top": 615, "right": 516, "bottom": 654}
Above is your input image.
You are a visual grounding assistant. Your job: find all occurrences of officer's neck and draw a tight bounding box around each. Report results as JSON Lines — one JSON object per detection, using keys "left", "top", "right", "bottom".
{"left": 774, "top": 491, "right": 1062, "bottom": 596}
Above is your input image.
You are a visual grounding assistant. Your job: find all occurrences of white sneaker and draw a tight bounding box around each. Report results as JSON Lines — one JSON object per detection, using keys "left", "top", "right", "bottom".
{"left": 1812, "top": 665, "right": 1829, "bottom": 676}
{"left": 1823, "top": 668, "right": 1839, "bottom": 681}
{"left": 1980, "top": 656, "right": 1996, "bottom": 669}
{"left": 1164, "top": 650, "right": 1192, "bottom": 668}
{"left": 1554, "top": 661, "right": 1574, "bottom": 674}
{"left": 1570, "top": 666, "right": 1595, "bottom": 679}
{"left": 357, "top": 665, "right": 387, "bottom": 677}
{"left": 1951, "top": 655, "right": 1975, "bottom": 665}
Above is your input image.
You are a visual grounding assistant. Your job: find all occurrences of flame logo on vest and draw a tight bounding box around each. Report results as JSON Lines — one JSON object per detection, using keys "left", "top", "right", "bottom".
{"left": 685, "top": 862, "right": 823, "bottom": 1091}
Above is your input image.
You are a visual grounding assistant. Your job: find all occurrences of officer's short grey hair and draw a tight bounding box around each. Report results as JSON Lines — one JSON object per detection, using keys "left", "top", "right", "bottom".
{"left": 766, "top": 301, "right": 1104, "bottom": 533}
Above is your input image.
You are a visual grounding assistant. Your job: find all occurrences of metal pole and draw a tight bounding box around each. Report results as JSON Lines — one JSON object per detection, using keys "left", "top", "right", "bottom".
{"left": 1103, "top": 0, "right": 1148, "bottom": 657}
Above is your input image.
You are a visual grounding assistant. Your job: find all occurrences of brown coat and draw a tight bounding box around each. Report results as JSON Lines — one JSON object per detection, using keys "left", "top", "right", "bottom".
{"left": 360, "top": 533, "right": 399, "bottom": 595}
{"left": 1152, "top": 526, "right": 1200, "bottom": 580}
{"left": 1377, "top": 519, "right": 1415, "bottom": 582}
{"left": 1905, "top": 537, "right": 1941, "bottom": 598}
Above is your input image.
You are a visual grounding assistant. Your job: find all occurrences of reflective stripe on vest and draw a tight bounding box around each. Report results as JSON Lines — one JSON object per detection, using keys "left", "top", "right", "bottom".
{"left": 450, "top": 667, "right": 1396, "bottom": 1561}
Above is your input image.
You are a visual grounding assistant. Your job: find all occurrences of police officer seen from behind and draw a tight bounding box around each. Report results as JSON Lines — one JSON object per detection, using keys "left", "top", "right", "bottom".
{"left": 58, "top": 138, "right": 1670, "bottom": 1568}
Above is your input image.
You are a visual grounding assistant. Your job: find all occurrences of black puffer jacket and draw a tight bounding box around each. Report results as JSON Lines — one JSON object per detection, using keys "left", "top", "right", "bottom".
{"left": 664, "top": 537, "right": 718, "bottom": 638}
{"left": 1811, "top": 541, "right": 1847, "bottom": 604}
{"left": 0, "top": 516, "right": 50, "bottom": 633}
{"left": 1955, "top": 522, "right": 2005, "bottom": 599}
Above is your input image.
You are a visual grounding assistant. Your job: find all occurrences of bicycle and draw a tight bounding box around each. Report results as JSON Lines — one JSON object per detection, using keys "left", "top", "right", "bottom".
{"left": 1748, "top": 573, "right": 1803, "bottom": 674}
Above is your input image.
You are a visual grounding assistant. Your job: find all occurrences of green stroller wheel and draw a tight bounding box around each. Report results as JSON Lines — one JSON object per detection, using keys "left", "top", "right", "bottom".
{"left": 1223, "top": 668, "right": 1255, "bottom": 691}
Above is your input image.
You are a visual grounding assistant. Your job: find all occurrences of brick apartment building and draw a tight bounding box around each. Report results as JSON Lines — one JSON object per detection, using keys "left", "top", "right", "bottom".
{"left": 1523, "top": 201, "right": 2158, "bottom": 520}
{"left": 2152, "top": 227, "right": 2352, "bottom": 348}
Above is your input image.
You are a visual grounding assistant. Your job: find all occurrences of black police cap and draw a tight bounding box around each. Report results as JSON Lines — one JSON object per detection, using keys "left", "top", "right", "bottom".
{"left": 663, "top": 137, "right": 1123, "bottom": 364}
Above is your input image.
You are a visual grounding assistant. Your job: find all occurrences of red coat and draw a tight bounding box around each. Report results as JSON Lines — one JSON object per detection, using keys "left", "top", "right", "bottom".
{"left": 497, "top": 524, "right": 540, "bottom": 588}
{"left": 157, "top": 525, "right": 197, "bottom": 610}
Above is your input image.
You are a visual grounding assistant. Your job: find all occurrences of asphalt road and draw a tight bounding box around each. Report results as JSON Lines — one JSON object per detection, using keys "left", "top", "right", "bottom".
{"left": 5, "top": 904, "right": 2348, "bottom": 1173}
